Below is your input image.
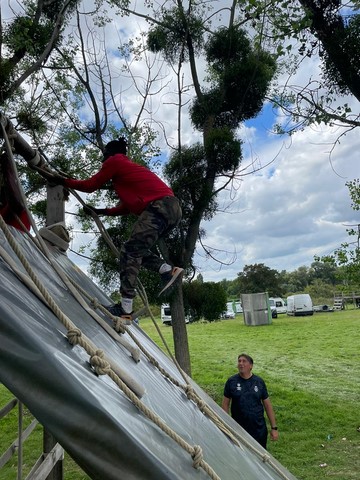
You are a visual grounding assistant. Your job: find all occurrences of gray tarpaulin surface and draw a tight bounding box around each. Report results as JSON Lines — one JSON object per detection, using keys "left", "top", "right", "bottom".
{"left": 0, "top": 227, "right": 297, "bottom": 480}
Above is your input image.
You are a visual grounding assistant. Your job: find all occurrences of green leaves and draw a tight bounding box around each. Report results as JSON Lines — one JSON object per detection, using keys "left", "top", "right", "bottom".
{"left": 147, "top": 8, "right": 204, "bottom": 63}
{"left": 0, "top": 1, "right": 82, "bottom": 105}
{"left": 182, "top": 280, "right": 227, "bottom": 322}
{"left": 346, "top": 179, "right": 360, "bottom": 211}
{"left": 318, "top": 179, "right": 360, "bottom": 286}
{"left": 4, "top": 16, "right": 54, "bottom": 58}
{"left": 190, "top": 25, "right": 276, "bottom": 129}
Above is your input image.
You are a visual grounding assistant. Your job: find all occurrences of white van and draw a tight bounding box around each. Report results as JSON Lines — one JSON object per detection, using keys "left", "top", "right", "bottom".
{"left": 286, "top": 294, "right": 313, "bottom": 316}
{"left": 161, "top": 304, "right": 190, "bottom": 325}
{"left": 269, "top": 297, "right": 287, "bottom": 314}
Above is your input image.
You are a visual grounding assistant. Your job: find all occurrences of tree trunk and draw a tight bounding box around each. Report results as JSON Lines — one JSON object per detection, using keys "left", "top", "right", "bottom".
{"left": 169, "top": 282, "right": 192, "bottom": 376}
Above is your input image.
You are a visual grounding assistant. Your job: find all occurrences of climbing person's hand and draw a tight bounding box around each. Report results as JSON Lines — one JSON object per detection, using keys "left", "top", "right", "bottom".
{"left": 40, "top": 169, "right": 66, "bottom": 185}
{"left": 49, "top": 174, "right": 66, "bottom": 185}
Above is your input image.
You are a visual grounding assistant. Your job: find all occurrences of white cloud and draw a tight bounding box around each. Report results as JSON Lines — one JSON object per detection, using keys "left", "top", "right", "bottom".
{"left": 197, "top": 123, "right": 359, "bottom": 282}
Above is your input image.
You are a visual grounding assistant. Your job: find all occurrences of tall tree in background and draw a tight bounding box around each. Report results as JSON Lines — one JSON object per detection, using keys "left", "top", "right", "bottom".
{"left": 142, "top": 3, "right": 276, "bottom": 373}
{"left": 237, "top": 263, "right": 283, "bottom": 297}
{"left": 298, "top": 0, "right": 360, "bottom": 102}
{"left": 183, "top": 281, "right": 227, "bottom": 322}
{"left": 0, "top": 1, "right": 85, "bottom": 210}
{"left": 319, "top": 179, "right": 360, "bottom": 287}
{"left": 1, "top": 2, "right": 163, "bottom": 222}
{"left": 309, "top": 260, "right": 338, "bottom": 286}
{"left": 2, "top": 1, "right": 277, "bottom": 374}
{"left": 0, "top": 0, "right": 79, "bottom": 106}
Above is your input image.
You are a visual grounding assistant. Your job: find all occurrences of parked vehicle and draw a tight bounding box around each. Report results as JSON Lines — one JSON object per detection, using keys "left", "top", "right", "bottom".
{"left": 286, "top": 294, "right": 313, "bottom": 316}
{"left": 226, "top": 301, "right": 243, "bottom": 315}
{"left": 269, "top": 297, "right": 287, "bottom": 314}
{"left": 234, "top": 301, "right": 243, "bottom": 314}
{"left": 313, "top": 304, "right": 333, "bottom": 312}
{"left": 161, "top": 304, "right": 190, "bottom": 325}
{"left": 223, "top": 310, "right": 235, "bottom": 319}
{"left": 270, "top": 306, "right": 278, "bottom": 318}
{"left": 161, "top": 304, "right": 172, "bottom": 325}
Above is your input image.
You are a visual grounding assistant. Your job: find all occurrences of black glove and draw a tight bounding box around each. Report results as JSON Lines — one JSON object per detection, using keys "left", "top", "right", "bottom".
{"left": 83, "top": 204, "right": 107, "bottom": 216}
{"left": 50, "top": 174, "right": 66, "bottom": 186}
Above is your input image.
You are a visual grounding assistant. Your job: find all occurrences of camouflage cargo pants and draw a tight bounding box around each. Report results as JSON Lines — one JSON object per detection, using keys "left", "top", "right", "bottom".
{"left": 120, "top": 195, "right": 182, "bottom": 298}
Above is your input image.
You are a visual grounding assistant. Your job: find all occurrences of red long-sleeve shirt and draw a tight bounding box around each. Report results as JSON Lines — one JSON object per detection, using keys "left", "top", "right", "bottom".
{"left": 64, "top": 154, "right": 174, "bottom": 215}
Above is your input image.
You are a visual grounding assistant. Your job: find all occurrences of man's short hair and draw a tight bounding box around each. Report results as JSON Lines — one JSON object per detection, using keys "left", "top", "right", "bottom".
{"left": 104, "top": 137, "right": 127, "bottom": 156}
{"left": 238, "top": 353, "right": 253, "bottom": 365}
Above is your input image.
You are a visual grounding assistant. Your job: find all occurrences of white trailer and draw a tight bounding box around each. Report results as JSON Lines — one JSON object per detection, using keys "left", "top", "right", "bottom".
{"left": 161, "top": 304, "right": 172, "bottom": 325}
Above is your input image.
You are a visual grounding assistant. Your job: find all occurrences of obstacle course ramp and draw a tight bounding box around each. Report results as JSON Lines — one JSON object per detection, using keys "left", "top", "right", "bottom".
{"left": 0, "top": 227, "right": 297, "bottom": 480}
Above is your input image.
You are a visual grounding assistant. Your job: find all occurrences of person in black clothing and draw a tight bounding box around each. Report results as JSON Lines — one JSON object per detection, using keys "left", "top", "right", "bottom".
{"left": 222, "top": 353, "right": 279, "bottom": 449}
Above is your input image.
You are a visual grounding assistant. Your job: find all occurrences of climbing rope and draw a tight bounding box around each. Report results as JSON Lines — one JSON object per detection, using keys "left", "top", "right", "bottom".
{"left": 40, "top": 170, "right": 293, "bottom": 480}
{"left": 0, "top": 127, "right": 223, "bottom": 480}
{"left": 0, "top": 213, "right": 222, "bottom": 480}
{"left": 0, "top": 121, "right": 293, "bottom": 480}
{"left": 59, "top": 196, "right": 293, "bottom": 480}
{"left": 0, "top": 214, "right": 145, "bottom": 395}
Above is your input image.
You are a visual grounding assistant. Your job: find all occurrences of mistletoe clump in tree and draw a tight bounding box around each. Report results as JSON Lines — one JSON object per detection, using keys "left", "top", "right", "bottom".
{"left": 147, "top": 11, "right": 276, "bottom": 373}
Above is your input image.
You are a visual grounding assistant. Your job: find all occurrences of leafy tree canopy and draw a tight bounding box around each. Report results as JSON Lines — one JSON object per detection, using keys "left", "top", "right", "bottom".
{"left": 318, "top": 178, "right": 360, "bottom": 286}
{"left": 183, "top": 280, "right": 227, "bottom": 322}
{"left": 191, "top": 25, "right": 276, "bottom": 130}
{"left": 147, "top": 8, "right": 204, "bottom": 64}
{"left": 0, "top": 0, "right": 80, "bottom": 104}
{"left": 237, "top": 263, "right": 283, "bottom": 297}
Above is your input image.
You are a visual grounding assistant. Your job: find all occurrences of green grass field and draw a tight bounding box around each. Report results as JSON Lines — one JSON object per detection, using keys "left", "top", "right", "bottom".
{"left": 1, "top": 309, "right": 359, "bottom": 479}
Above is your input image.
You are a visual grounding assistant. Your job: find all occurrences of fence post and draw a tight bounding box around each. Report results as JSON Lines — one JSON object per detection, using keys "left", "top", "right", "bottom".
{"left": 43, "top": 429, "right": 63, "bottom": 480}
{"left": 18, "top": 402, "right": 23, "bottom": 480}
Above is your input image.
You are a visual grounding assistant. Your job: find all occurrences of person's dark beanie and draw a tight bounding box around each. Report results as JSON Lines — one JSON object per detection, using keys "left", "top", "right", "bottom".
{"left": 104, "top": 137, "right": 127, "bottom": 156}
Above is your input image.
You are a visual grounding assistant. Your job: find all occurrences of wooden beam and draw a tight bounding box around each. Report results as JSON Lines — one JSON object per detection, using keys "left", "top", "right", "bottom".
{"left": 0, "top": 398, "right": 18, "bottom": 419}
{"left": 0, "top": 419, "right": 38, "bottom": 469}
{"left": 25, "top": 444, "right": 64, "bottom": 480}
{"left": 46, "top": 185, "right": 65, "bottom": 226}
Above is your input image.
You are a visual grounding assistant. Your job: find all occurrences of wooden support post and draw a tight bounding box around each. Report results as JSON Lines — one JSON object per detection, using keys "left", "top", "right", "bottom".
{"left": 46, "top": 184, "right": 65, "bottom": 226}
{"left": 43, "top": 182, "right": 65, "bottom": 479}
{"left": 43, "top": 429, "right": 63, "bottom": 480}
{"left": 18, "top": 402, "right": 23, "bottom": 480}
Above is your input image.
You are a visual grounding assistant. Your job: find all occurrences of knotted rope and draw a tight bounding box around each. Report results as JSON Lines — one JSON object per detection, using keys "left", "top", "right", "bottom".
{"left": 0, "top": 127, "right": 223, "bottom": 479}
{"left": 58, "top": 195, "right": 293, "bottom": 480}
{"left": 0, "top": 121, "right": 293, "bottom": 480}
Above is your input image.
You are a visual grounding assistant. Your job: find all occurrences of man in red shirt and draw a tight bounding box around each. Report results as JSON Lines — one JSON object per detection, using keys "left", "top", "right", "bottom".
{"left": 51, "top": 138, "right": 183, "bottom": 318}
